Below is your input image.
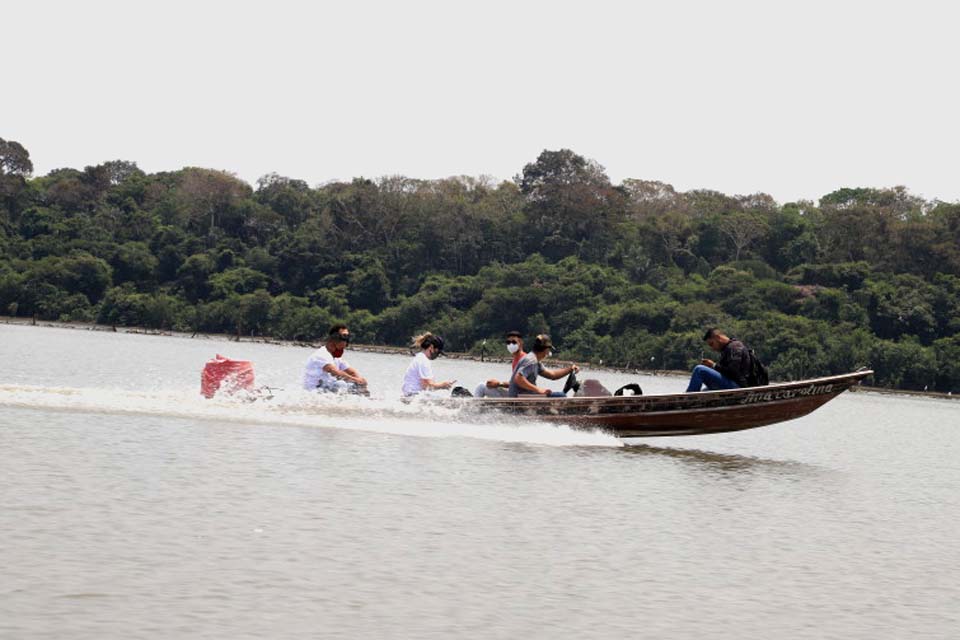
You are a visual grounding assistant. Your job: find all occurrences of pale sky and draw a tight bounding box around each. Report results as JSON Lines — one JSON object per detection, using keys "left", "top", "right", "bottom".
{"left": 5, "top": 0, "right": 959, "bottom": 204}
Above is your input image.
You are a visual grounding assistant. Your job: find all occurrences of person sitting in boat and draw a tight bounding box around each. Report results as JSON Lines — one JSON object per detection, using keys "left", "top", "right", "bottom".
{"left": 507, "top": 334, "right": 579, "bottom": 398}
{"left": 474, "top": 330, "right": 526, "bottom": 398}
{"left": 302, "top": 324, "right": 368, "bottom": 394}
{"left": 685, "top": 328, "right": 753, "bottom": 392}
{"left": 402, "top": 332, "right": 456, "bottom": 397}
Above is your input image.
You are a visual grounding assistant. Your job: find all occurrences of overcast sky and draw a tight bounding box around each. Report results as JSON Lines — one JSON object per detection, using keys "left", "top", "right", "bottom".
{"left": 6, "top": 0, "right": 958, "bottom": 204}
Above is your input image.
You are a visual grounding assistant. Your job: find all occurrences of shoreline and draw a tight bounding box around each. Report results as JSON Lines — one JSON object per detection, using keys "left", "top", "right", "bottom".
{"left": 2, "top": 316, "right": 955, "bottom": 400}
{"left": 0, "top": 315, "right": 684, "bottom": 374}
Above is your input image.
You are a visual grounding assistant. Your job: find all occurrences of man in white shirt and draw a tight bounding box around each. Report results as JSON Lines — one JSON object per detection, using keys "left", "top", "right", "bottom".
{"left": 402, "top": 333, "right": 454, "bottom": 397}
{"left": 303, "top": 324, "right": 368, "bottom": 394}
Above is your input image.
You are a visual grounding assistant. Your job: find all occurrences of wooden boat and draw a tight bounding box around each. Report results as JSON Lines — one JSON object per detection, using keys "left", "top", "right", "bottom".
{"left": 452, "top": 370, "right": 873, "bottom": 438}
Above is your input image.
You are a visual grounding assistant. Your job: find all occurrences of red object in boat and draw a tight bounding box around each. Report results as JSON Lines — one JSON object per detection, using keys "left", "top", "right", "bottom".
{"left": 201, "top": 354, "right": 255, "bottom": 398}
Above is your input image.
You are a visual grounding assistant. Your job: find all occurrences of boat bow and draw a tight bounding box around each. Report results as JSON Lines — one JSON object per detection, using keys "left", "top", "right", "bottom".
{"left": 457, "top": 370, "right": 874, "bottom": 438}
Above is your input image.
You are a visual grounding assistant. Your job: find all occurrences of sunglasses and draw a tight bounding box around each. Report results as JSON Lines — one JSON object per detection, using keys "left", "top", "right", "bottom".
{"left": 505, "top": 339, "right": 519, "bottom": 345}
{"left": 335, "top": 334, "right": 351, "bottom": 343}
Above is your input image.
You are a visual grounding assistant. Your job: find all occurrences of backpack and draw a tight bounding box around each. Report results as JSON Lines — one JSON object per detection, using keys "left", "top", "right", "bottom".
{"left": 748, "top": 349, "right": 769, "bottom": 387}
{"left": 614, "top": 383, "right": 643, "bottom": 396}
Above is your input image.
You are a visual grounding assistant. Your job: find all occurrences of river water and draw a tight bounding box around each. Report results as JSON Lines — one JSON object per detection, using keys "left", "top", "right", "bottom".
{"left": 1, "top": 323, "right": 958, "bottom": 639}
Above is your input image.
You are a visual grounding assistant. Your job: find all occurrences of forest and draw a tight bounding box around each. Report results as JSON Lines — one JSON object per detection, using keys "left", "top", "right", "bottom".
{"left": 2, "top": 138, "right": 959, "bottom": 391}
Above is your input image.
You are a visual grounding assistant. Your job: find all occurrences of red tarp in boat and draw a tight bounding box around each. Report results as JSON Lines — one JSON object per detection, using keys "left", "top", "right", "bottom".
{"left": 201, "top": 354, "right": 255, "bottom": 398}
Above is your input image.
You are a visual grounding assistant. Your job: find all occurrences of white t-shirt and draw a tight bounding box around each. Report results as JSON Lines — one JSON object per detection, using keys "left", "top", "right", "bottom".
{"left": 302, "top": 346, "right": 350, "bottom": 390}
{"left": 401, "top": 352, "right": 434, "bottom": 396}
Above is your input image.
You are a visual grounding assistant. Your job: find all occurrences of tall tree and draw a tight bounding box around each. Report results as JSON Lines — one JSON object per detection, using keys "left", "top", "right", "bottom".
{"left": 0, "top": 138, "right": 33, "bottom": 176}
{"left": 518, "top": 149, "right": 625, "bottom": 262}
{"left": 0, "top": 138, "right": 34, "bottom": 220}
{"left": 621, "top": 179, "right": 686, "bottom": 220}
{"left": 177, "top": 168, "right": 251, "bottom": 237}
{"left": 719, "top": 212, "right": 770, "bottom": 261}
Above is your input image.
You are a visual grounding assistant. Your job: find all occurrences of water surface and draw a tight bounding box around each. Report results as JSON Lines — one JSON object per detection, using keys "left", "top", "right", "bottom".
{"left": 2, "top": 324, "right": 958, "bottom": 639}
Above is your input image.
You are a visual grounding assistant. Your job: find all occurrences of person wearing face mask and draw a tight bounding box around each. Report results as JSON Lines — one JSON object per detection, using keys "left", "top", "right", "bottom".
{"left": 474, "top": 330, "right": 526, "bottom": 398}
{"left": 401, "top": 332, "right": 456, "bottom": 397}
{"left": 507, "top": 334, "right": 580, "bottom": 398}
{"left": 302, "top": 324, "right": 368, "bottom": 394}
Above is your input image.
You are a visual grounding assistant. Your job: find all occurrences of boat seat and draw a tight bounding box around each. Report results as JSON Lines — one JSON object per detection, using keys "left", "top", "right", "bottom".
{"left": 575, "top": 379, "right": 612, "bottom": 397}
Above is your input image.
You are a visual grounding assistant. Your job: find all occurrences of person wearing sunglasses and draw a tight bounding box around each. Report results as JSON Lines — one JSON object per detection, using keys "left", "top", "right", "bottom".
{"left": 402, "top": 332, "right": 455, "bottom": 397}
{"left": 302, "top": 324, "right": 368, "bottom": 394}
{"left": 474, "top": 330, "right": 526, "bottom": 398}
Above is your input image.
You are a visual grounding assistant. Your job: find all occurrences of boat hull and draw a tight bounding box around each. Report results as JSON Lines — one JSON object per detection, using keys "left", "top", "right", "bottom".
{"left": 455, "top": 371, "right": 873, "bottom": 437}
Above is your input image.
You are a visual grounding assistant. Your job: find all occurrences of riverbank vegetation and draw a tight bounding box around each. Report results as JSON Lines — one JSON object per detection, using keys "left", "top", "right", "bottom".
{"left": 2, "top": 139, "right": 958, "bottom": 391}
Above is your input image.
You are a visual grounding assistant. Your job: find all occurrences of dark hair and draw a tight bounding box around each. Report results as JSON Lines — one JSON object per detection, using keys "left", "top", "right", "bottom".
{"left": 533, "top": 334, "right": 554, "bottom": 352}
{"left": 505, "top": 330, "right": 523, "bottom": 339}
{"left": 412, "top": 332, "right": 444, "bottom": 353}
{"left": 703, "top": 328, "right": 721, "bottom": 341}
{"left": 423, "top": 334, "right": 445, "bottom": 353}
{"left": 329, "top": 323, "right": 349, "bottom": 337}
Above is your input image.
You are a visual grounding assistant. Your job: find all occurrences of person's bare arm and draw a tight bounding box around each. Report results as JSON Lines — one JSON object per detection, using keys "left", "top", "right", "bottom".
{"left": 324, "top": 364, "right": 366, "bottom": 385}
{"left": 513, "top": 371, "right": 548, "bottom": 395}
{"left": 343, "top": 366, "right": 367, "bottom": 385}
{"left": 541, "top": 364, "right": 580, "bottom": 380}
{"left": 421, "top": 377, "right": 454, "bottom": 391}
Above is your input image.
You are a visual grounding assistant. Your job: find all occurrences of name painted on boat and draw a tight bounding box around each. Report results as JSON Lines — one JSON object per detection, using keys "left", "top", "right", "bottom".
{"left": 741, "top": 384, "right": 834, "bottom": 404}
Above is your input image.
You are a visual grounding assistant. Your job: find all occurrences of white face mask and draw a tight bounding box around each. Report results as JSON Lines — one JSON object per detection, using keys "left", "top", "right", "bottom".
{"left": 507, "top": 343, "right": 520, "bottom": 354}
{"left": 547, "top": 350, "right": 553, "bottom": 358}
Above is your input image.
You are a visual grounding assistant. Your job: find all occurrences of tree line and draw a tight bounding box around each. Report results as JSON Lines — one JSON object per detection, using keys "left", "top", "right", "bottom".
{"left": 2, "top": 139, "right": 959, "bottom": 391}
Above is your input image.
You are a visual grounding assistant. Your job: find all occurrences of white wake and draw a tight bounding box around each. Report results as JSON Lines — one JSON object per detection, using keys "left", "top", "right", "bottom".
{"left": 0, "top": 383, "right": 622, "bottom": 448}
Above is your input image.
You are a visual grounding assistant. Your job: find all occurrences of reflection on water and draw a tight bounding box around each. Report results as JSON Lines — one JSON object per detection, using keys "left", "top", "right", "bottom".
{"left": 615, "top": 442, "right": 826, "bottom": 476}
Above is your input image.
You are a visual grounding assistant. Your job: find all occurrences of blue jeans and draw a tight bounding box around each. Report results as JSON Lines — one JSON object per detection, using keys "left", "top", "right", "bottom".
{"left": 515, "top": 390, "right": 567, "bottom": 398}
{"left": 686, "top": 365, "right": 740, "bottom": 392}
